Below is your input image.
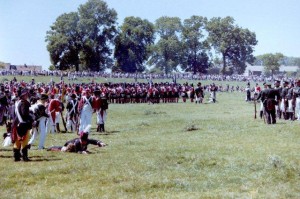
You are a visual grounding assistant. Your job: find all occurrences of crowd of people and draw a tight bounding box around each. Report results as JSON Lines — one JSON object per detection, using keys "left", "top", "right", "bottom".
{"left": 1, "top": 74, "right": 300, "bottom": 161}
{"left": 252, "top": 79, "right": 300, "bottom": 124}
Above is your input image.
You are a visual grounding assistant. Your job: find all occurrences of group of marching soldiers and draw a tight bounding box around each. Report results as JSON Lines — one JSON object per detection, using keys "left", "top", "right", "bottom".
{"left": 255, "top": 79, "right": 300, "bottom": 124}
{"left": 0, "top": 80, "right": 109, "bottom": 161}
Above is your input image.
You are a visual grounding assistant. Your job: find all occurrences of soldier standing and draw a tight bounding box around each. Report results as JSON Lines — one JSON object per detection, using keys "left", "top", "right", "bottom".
{"left": 292, "top": 79, "right": 300, "bottom": 120}
{"left": 28, "top": 94, "right": 49, "bottom": 149}
{"left": 280, "top": 81, "right": 289, "bottom": 120}
{"left": 66, "top": 93, "right": 78, "bottom": 133}
{"left": 260, "top": 83, "right": 280, "bottom": 124}
{"left": 11, "top": 89, "right": 34, "bottom": 161}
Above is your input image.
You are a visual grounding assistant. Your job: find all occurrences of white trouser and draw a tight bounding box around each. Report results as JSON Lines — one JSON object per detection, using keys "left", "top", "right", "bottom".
{"left": 79, "top": 107, "right": 93, "bottom": 133}
{"left": 96, "top": 109, "right": 107, "bottom": 124}
{"left": 66, "top": 114, "right": 76, "bottom": 132}
{"left": 295, "top": 98, "right": 300, "bottom": 120}
{"left": 46, "top": 116, "right": 56, "bottom": 134}
{"left": 29, "top": 117, "right": 47, "bottom": 149}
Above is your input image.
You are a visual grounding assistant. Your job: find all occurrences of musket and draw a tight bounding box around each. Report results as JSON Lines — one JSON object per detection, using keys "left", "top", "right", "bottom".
{"left": 254, "top": 99, "right": 257, "bottom": 119}
{"left": 60, "top": 111, "right": 67, "bottom": 132}
{"left": 292, "top": 94, "right": 296, "bottom": 121}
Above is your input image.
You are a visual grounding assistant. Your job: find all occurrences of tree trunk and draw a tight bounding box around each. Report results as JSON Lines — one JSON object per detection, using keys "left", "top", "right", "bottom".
{"left": 222, "top": 52, "right": 226, "bottom": 74}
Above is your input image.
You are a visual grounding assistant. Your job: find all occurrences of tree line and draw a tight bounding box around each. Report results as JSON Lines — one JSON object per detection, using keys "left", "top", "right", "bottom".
{"left": 46, "top": 0, "right": 258, "bottom": 74}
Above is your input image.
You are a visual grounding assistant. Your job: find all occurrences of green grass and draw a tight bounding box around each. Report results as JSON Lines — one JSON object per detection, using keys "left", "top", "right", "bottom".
{"left": 0, "top": 76, "right": 300, "bottom": 198}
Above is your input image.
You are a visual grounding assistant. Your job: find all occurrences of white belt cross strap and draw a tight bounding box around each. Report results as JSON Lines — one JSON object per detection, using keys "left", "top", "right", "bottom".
{"left": 83, "top": 96, "right": 92, "bottom": 108}
{"left": 69, "top": 100, "right": 78, "bottom": 113}
{"left": 15, "top": 100, "right": 24, "bottom": 123}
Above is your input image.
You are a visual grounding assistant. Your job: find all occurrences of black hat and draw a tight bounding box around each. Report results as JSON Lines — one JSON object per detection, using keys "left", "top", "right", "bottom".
{"left": 71, "top": 93, "right": 77, "bottom": 98}
{"left": 283, "top": 81, "right": 289, "bottom": 84}
{"left": 40, "top": 93, "right": 48, "bottom": 100}
{"left": 94, "top": 89, "right": 101, "bottom": 95}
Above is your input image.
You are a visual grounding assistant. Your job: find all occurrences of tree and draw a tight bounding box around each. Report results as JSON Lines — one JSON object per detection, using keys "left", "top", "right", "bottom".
{"left": 78, "top": 0, "right": 117, "bottom": 71}
{"left": 181, "top": 16, "right": 210, "bottom": 74}
{"left": 260, "top": 53, "right": 284, "bottom": 78}
{"left": 46, "top": 0, "right": 117, "bottom": 71}
{"left": 113, "top": 16, "right": 155, "bottom": 73}
{"left": 0, "top": 61, "right": 6, "bottom": 69}
{"left": 206, "top": 16, "right": 257, "bottom": 74}
{"left": 148, "top": 16, "right": 182, "bottom": 74}
{"left": 46, "top": 12, "right": 81, "bottom": 71}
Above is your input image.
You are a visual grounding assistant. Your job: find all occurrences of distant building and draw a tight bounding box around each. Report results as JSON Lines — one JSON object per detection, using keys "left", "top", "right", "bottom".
{"left": 3, "top": 63, "right": 42, "bottom": 71}
{"left": 244, "top": 64, "right": 299, "bottom": 76}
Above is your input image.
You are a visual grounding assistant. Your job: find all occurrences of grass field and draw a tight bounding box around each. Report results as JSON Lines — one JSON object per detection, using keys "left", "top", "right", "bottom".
{"left": 0, "top": 76, "right": 299, "bottom": 198}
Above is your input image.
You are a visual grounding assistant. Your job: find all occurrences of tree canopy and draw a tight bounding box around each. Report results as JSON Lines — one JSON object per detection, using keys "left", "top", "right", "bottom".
{"left": 113, "top": 17, "right": 155, "bottom": 73}
{"left": 259, "top": 53, "right": 284, "bottom": 77}
{"left": 206, "top": 16, "right": 257, "bottom": 74}
{"left": 46, "top": 0, "right": 117, "bottom": 71}
{"left": 45, "top": 1, "right": 258, "bottom": 74}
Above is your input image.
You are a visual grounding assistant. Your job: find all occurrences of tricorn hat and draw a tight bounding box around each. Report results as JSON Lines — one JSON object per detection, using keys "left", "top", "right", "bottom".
{"left": 40, "top": 93, "right": 48, "bottom": 100}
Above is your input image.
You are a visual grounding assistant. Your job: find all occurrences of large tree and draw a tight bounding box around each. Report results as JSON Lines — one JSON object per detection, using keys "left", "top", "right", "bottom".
{"left": 46, "top": 0, "right": 117, "bottom": 71}
{"left": 148, "top": 16, "right": 182, "bottom": 74}
{"left": 260, "top": 53, "right": 284, "bottom": 77}
{"left": 46, "top": 12, "right": 81, "bottom": 71}
{"left": 113, "top": 17, "right": 155, "bottom": 73}
{"left": 78, "top": 0, "right": 117, "bottom": 71}
{"left": 206, "top": 16, "right": 257, "bottom": 74}
{"left": 181, "top": 16, "right": 210, "bottom": 74}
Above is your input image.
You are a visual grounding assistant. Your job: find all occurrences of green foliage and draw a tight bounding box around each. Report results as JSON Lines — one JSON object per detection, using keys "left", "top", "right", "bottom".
{"left": 206, "top": 16, "right": 257, "bottom": 74}
{"left": 260, "top": 53, "right": 284, "bottom": 76}
{"left": 148, "top": 17, "right": 182, "bottom": 74}
{"left": 114, "top": 16, "right": 155, "bottom": 73}
{"left": 0, "top": 61, "right": 6, "bottom": 69}
{"left": 46, "top": 0, "right": 117, "bottom": 71}
{"left": 48, "top": 65, "right": 56, "bottom": 71}
{"left": 181, "top": 16, "right": 211, "bottom": 74}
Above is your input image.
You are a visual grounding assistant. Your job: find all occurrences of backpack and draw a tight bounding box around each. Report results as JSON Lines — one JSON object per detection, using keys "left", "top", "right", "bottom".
{"left": 101, "top": 98, "right": 108, "bottom": 110}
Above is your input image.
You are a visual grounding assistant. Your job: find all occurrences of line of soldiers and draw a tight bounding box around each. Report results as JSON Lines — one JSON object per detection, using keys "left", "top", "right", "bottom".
{"left": 255, "top": 79, "right": 300, "bottom": 124}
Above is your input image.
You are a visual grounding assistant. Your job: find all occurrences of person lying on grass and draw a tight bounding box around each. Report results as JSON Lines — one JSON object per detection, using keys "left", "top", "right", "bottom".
{"left": 47, "top": 129, "right": 106, "bottom": 154}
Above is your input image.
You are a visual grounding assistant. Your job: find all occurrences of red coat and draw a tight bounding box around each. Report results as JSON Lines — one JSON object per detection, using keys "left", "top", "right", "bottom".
{"left": 48, "top": 99, "right": 61, "bottom": 122}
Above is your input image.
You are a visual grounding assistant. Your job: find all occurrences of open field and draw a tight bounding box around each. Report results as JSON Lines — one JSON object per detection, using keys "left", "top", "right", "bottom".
{"left": 0, "top": 76, "right": 299, "bottom": 198}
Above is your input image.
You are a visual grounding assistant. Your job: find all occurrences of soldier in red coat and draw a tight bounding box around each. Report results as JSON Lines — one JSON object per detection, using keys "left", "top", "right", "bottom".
{"left": 47, "top": 95, "right": 61, "bottom": 133}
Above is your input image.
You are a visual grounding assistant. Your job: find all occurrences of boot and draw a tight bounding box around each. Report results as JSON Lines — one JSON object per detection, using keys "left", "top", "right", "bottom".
{"left": 22, "top": 147, "right": 31, "bottom": 162}
{"left": 102, "top": 124, "right": 105, "bottom": 132}
{"left": 97, "top": 125, "right": 101, "bottom": 132}
{"left": 13, "top": 148, "right": 21, "bottom": 162}
{"left": 260, "top": 111, "right": 263, "bottom": 119}
{"left": 56, "top": 123, "right": 61, "bottom": 133}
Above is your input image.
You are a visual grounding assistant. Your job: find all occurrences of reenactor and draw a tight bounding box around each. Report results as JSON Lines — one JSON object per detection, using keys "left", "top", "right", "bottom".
{"left": 11, "top": 89, "right": 34, "bottom": 161}
{"left": 274, "top": 80, "right": 282, "bottom": 119}
{"left": 259, "top": 83, "right": 280, "bottom": 124}
{"left": 292, "top": 79, "right": 300, "bottom": 120}
{"left": 66, "top": 93, "right": 78, "bottom": 133}
{"left": 28, "top": 93, "right": 49, "bottom": 149}
{"left": 195, "top": 82, "right": 204, "bottom": 104}
{"left": 280, "top": 81, "right": 290, "bottom": 120}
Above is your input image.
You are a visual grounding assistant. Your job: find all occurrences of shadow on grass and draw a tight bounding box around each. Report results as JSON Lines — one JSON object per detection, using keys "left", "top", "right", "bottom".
{"left": 0, "top": 148, "right": 12, "bottom": 152}
{"left": 29, "top": 155, "right": 62, "bottom": 162}
{"left": 90, "top": 130, "right": 120, "bottom": 136}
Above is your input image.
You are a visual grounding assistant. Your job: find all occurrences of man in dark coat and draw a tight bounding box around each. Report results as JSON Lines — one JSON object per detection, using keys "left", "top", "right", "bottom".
{"left": 260, "top": 83, "right": 281, "bottom": 124}
{"left": 11, "top": 89, "right": 34, "bottom": 161}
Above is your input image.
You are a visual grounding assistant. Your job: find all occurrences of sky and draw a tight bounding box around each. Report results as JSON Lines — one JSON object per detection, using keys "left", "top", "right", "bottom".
{"left": 0, "top": 0, "right": 300, "bottom": 70}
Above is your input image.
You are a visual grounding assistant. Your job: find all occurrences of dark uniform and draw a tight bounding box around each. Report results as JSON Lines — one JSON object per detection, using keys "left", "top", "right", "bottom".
{"left": 12, "top": 90, "right": 34, "bottom": 161}
{"left": 260, "top": 84, "right": 280, "bottom": 124}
